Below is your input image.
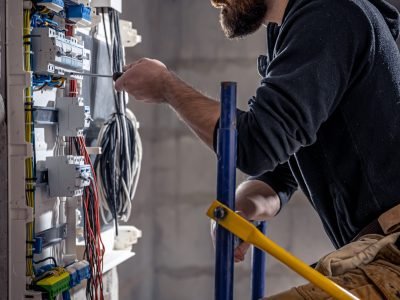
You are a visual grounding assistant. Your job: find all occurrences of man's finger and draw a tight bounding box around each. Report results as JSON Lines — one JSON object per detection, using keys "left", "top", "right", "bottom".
{"left": 234, "top": 248, "right": 245, "bottom": 262}
{"left": 123, "top": 64, "right": 133, "bottom": 72}
{"left": 123, "top": 62, "right": 137, "bottom": 72}
{"left": 234, "top": 242, "right": 251, "bottom": 263}
{"left": 123, "top": 58, "right": 147, "bottom": 71}
{"left": 114, "top": 74, "right": 126, "bottom": 92}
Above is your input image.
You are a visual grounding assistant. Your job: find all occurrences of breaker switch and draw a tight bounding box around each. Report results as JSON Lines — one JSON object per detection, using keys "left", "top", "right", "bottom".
{"left": 46, "top": 155, "right": 91, "bottom": 197}
{"left": 56, "top": 97, "right": 90, "bottom": 137}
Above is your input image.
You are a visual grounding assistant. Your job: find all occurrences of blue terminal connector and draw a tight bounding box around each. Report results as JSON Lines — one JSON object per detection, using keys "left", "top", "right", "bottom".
{"left": 66, "top": 260, "right": 90, "bottom": 287}
{"left": 33, "top": 236, "right": 43, "bottom": 254}
{"left": 34, "top": 263, "right": 56, "bottom": 277}
{"left": 66, "top": 4, "right": 91, "bottom": 23}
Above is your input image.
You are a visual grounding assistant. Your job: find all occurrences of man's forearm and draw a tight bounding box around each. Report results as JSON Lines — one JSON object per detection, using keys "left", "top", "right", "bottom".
{"left": 236, "top": 180, "right": 281, "bottom": 221}
{"left": 163, "top": 72, "right": 220, "bottom": 148}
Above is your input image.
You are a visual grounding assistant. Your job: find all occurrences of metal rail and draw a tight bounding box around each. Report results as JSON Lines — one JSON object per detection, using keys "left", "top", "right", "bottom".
{"left": 214, "top": 82, "right": 267, "bottom": 300}
{"left": 251, "top": 222, "right": 267, "bottom": 300}
{"left": 214, "top": 82, "right": 237, "bottom": 300}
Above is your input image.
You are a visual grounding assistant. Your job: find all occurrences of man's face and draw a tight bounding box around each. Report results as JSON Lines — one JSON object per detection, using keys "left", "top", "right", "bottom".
{"left": 211, "top": 0, "right": 267, "bottom": 38}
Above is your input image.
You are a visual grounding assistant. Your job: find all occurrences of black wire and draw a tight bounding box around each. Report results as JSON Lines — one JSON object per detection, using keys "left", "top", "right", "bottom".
{"left": 32, "top": 257, "right": 57, "bottom": 267}
{"left": 94, "top": 8, "right": 138, "bottom": 236}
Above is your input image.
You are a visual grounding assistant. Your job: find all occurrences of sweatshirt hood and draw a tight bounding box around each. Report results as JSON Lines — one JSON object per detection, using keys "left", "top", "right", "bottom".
{"left": 368, "top": 0, "right": 400, "bottom": 39}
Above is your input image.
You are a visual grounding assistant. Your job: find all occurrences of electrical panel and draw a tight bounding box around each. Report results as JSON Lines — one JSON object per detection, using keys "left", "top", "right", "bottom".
{"left": 5, "top": 0, "right": 143, "bottom": 299}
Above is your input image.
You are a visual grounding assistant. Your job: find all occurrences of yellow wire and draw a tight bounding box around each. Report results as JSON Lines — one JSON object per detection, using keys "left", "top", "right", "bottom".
{"left": 24, "top": 9, "right": 34, "bottom": 277}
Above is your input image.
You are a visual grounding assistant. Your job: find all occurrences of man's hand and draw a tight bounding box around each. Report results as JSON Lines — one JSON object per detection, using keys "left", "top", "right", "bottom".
{"left": 115, "top": 58, "right": 170, "bottom": 103}
{"left": 211, "top": 180, "right": 280, "bottom": 263}
{"left": 116, "top": 58, "right": 221, "bottom": 148}
{"left": 210, "top": 212, "right": 252, "bottom": 263}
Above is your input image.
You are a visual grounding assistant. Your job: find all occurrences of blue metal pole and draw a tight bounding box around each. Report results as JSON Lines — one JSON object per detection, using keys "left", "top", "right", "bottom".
{"left": 215, "top": 82, "right": 237, "bottom": 300}
{"left": 251, "top": 222, "right": 267, "bottom": 300}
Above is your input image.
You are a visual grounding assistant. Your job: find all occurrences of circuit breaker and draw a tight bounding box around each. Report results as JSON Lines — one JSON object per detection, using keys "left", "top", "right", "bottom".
{"left": 47, "top": 155, "right": 91, "bottom": 197}
{"left": 56, "top": 97, "right": 91, "bottom": 136}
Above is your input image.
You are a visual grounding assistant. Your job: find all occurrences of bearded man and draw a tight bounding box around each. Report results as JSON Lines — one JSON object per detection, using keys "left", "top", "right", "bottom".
{"left": 115, "top": 0, "right": 400, "bottom": 298}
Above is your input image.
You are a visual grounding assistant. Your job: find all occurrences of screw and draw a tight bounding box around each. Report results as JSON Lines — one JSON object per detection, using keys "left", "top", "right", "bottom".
{"left": 214, "top": 206, "right": 227, "bottom": 220}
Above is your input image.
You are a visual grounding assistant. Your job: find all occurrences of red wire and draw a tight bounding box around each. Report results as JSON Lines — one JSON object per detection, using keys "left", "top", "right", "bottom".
{"left": 69, "top": 79, "right": 78, "bottom": 97}
{"left": 69, "top": 78, "right": 104, "bottom": 299}
{"left": 65, "top": 24, "right": 74, "bottom": 37}
{"left": 79, "top": 136, "right": 105, "bottom": 299}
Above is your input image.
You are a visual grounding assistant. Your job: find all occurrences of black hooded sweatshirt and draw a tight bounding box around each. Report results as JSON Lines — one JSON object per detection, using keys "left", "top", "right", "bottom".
{"left": 214, "top": 0, "right": 400, "bottom": 248}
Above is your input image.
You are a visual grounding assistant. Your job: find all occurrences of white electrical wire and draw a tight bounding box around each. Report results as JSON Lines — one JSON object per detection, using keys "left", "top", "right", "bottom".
{"left": 96, "top": 108, "right": 142, "bottom": 224}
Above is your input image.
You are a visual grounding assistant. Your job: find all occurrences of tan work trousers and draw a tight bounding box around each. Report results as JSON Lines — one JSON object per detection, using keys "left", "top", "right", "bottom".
{"left": 267, "top": 233, "right": 400, "bottom": 299}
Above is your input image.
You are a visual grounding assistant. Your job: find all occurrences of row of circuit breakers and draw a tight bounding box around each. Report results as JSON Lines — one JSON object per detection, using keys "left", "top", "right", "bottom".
{"left": 34, "top": 1, "right": 92, "bottom": 198}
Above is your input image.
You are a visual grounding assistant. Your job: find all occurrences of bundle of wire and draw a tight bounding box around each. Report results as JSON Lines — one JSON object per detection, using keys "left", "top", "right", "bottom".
{"left": 74, "top": 135, "right": 104, "bottom": 300}
{"left": 24, "top": 8, "right": 36, "bottom": 277}
{"left": 70, "top": 76, "right": 105, "bottom": 299}
{"left": 94, "top": 9, "right": 142, "bottom": 232}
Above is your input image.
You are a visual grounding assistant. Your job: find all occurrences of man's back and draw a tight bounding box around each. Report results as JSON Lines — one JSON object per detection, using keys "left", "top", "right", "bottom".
{"left": 237, "top": 0, "right": 400, "bottom": 248}
{"left": 301, "top": 0, "right": 400, "bottom": 247}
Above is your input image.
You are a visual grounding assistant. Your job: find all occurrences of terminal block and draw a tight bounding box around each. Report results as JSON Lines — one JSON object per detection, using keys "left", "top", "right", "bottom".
{"left": 46, "top": 156, "right": 91, "bottom": 197}
{"left": 36, "top": 0, "right": 65, "bottom": 13}
{"left": 66, "top": 4, "right": 92, "bottom": 26}
{"left": 31, "top": 27, "right": 91, "bottom": 75}
{"left": 56, "top": 97, "right": 91, "bottom": 137}
{"left": 35, "top": 267, "right": 70, "bottom": 300}
{"left": 66, "top": 260, "right": 90, "bottom": 287}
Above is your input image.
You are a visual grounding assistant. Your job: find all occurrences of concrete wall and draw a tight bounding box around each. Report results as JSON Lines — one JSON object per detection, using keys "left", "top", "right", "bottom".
{"left": 0, "top": 0, "right": 8, "bottom": 297}
{"left": 118, "top": 1, "right": 334, "bottom": 299}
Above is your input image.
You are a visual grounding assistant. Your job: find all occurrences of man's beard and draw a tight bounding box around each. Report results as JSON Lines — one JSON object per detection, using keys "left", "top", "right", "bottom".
{"left": 211, "top": 0, "right": 267, "bottom": 39}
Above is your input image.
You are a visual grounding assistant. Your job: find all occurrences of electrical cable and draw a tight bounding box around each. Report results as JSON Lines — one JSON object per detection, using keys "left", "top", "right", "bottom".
{"left": 94, "top": 9, "right": 142, "bottom": 232}
{"left": 74, "top": 136, "right": 105, "bottom": 300}
{"left": 24, "top": 8, "right": 36, "bottom": 278}
{"left": 32, "top": 256, "right": 58, "bottom": 267}
{"left": 68, "top": 76, "right": 104, "bottom": 300}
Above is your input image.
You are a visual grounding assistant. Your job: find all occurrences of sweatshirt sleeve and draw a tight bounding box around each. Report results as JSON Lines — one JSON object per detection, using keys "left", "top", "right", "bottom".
{"left": 232, "top": 2, "right": 369, "bottom": 176}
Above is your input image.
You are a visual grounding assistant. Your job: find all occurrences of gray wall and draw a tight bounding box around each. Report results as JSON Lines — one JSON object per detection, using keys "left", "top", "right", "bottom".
{"left": 0, "top": 0, "right": 8, "bottom": 297}
{"left": 118, "top": 1, "right": 334, "bottom": 299}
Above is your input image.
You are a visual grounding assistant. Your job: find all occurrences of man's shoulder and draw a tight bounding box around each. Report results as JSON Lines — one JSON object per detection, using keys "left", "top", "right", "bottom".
{"left": 285, "top": 0, "right": 372, "bottom": 23}
{"left": 282, "top": 0, "right": 374, "bottom": 35}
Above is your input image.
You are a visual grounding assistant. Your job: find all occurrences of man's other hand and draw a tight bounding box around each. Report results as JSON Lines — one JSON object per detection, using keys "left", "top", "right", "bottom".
{"left": 115, "top": 58, "right": 170, "bottom": 103}
{"left": 210, "top": 214, "right": 252, "bottom": 263}
{"left": 210, "top": 180, "right": 280, "bottom": 263}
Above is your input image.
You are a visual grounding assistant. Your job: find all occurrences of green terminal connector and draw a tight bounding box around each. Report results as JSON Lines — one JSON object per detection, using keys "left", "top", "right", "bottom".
{"left": 35, "top": 267, "right": 70, "bottom": 300}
